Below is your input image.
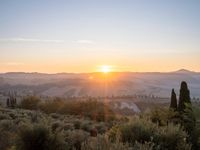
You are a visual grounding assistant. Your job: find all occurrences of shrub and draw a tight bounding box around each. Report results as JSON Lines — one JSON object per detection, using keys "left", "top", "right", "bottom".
{"left": 113, "top": 117, "right": 191, "bottom": 150}
{"left": 51, "top": 121, "right": 63, "bottom": 132}
{"left": 95, "top": 123, "right": 107, "bottom": 134}
{"left": 133, "top": 141, "right": 154, "bottom": 150}
{"left": 63, "top": 123, "right": 74, "bottom": 131}
{"left": 74, "top": 120, "right": 81, "bottom": 129}
{"left": 0, "top": 120, "right": 15, "bottom": 131}
{"left": 190, "top": 125, "right": 200, "bottom": 150}
{"left": 120, "top": 118, "right": 156, "bottom": 145}
{"left": 0, "top": 113, "right": 11, "bottom": 120}
{"left": 19, "top": 96, "right": 41, "bottom": 110}
{"left": 16, "top": 124, "right": 66, "bottom": 150}
{"left": 148, "top": 107, "right": 182, "bottom": 127}
{"left": 65, "top": 130, "right": 89, "bottom": 150}
{"left": 39, "top": 100, "right": 64, "bottom": 114}
{"left": 81, "top": 135, "right": 130, "bottom": 150}
{"left": 80, "top": 121, "right": 93, "bottom": 132}
{"left": 0, "top": 129, "right": 14, "bottom": 150}
{"left": 154, "top": 123, "right": 191, "bottom": 150}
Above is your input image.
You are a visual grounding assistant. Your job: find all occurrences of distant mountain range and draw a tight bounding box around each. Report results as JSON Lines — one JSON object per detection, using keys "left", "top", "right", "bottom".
{"left": 0, "top": 69, "right": 200, "bottom": 98}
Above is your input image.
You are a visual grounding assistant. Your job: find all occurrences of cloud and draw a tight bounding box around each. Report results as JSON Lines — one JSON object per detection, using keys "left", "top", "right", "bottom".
{"left": 75, "top": 40, "right": 95, "bottom": 44}
{"left": 0, "top": 38, "right": 64, "bottom": 43}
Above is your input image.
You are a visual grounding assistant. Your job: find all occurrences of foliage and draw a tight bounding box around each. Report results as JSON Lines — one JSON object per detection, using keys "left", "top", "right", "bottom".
{"left": 119, "top": 118, "right": 156, "bottom": 145}
{"left": 154, "top": 123, "right": 191, "bottom": 150}
{"left": 81, "top": 135, "right": 130, "bottom": 150}
{"left": 109, "top": 117, "right": 191, "bottom": 150}
{"left": 65, "top": 130, "right": 89, "bottom": 150}
{"left": 178, "top": 81, "right": 191, "bottom": 112}
{"left": 0, "top": 95, "right": 199, "bottom": 150}
{"left": 0, "top": 129, "right": 14, "bottom": 150}
{"left": 170, "top": 89, "right": 177, "bottom": 110}
{"left": 149, "top": 107, "right": 180, "bottom": 126}
{"left": 16, "top": 124, "right": 66, "bottom": 150}
{"left": 19, "top": 96, "right": 41, "bottom": 110}
{"left": 38, "top": 98, "right": 116, "bottom": 122}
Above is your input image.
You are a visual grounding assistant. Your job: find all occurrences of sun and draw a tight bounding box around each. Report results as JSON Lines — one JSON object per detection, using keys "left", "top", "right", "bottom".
{"left": 100, "top": 65, "right": 112, "bottom": 74}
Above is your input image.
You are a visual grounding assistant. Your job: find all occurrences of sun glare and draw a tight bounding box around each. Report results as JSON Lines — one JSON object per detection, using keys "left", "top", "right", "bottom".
{"left": 100, "top": 65, "right": 112, "bottom": 74}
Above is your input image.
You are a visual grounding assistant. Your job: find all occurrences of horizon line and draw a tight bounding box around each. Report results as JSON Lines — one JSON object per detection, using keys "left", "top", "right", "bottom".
{"left": 0, "top": 69, "right": 198, "bottom": 75}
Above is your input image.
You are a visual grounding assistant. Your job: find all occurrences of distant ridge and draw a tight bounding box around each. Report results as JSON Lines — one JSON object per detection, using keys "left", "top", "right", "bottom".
{"left": 0, "top": 69, "right": 199, "bottom": 75}
{"left": 174, "top": 69, "right": 196, "bottom": 74}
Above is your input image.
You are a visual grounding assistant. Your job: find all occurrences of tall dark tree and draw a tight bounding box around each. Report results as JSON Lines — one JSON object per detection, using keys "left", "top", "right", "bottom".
{"left": 6, "top": 98, "right": 10, "bottom": 107}
{"left": 170, "top": 89, "right": 177, "bottom": 110}
{"left": 178, "top": 81, "right": 191, "bottom": 112}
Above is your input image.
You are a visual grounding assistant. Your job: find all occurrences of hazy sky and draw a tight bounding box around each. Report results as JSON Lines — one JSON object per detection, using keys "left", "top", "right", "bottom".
{"left": 0, "top": 0, "right": 200, "bottom": 73}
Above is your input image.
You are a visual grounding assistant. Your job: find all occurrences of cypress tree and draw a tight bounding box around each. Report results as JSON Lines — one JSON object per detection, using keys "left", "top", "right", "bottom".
{"left": 170, "top": 89, "right": 177, "bottom": 110}
{"left": 178, "top": 81, "right": 191, "bottom": 112}
{"left": 6, "top": 98, "right": 10, "bottom": 107}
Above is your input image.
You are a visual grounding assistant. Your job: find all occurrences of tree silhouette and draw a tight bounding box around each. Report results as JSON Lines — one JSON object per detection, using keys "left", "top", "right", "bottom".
{"left": 178, "top": 81, "right": 191, "bottom": 112}
{"left": 6, "top": 98, "right": 10, "bottom": 107}
{"left": 170, "top": 89, "right": 177, "bottom": 110}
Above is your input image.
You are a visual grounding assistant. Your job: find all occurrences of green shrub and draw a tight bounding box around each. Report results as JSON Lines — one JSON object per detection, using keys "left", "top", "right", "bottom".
{"left": 8, "top": 112, "right": 18, "bottom": 119}
{"left": 133, "top": 141, "right": 154, "bottom": 150}
{"left": 19, "top": 96, "right": 41, "bottom": 110}
{"left": 154, "top": 123, "right": 191, "bottom": 150}
{"left": 0, "top": 113, "right": 11, "bottom": 120}
{"left": 63, "top": 123, "right": 74, "bottom": 131}
{"left": 16, "top": 124, "right": 66, "bottom": 150}
{"left": 81, "top": 121, "right": 93, "bottom": 132}
{"left": 74, "top": 120, "right": 81, "bottom": 129}
{"left": 149, "top": 107, "right": 180, "bottom": 126}
{"left": 0, "top": 129, "right": 14, "bottom": 150}
{"left": 65, "top": 130, "right": 89, "bottom": 150}
{"left": 120, "top": 118, "right": 156, "bottom": 145}
{"left": 0, "top": 120, "right": 15, "bottom": 131}
{"left": 39, "top": 100, "right": 64, "bottom": 114}
{"left": 51, "top": 121, "right": 63, "bottom": 132}
{"left": 190, "top": 125, "right": 200, "bottom": 150}
{"left": 81, "top": 135, "right": 130, "bottom": 150}
{"left": 114, "top": 117, "right": 191, "bottom": 150}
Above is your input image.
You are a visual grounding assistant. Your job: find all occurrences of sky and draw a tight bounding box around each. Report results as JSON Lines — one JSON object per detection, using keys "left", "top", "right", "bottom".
{"left": 0, "top": 0, "right": 200, "bottom": 73}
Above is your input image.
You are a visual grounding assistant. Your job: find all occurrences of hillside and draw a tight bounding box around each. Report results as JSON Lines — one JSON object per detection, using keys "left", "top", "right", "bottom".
{"left": 0, "top": 69, "right": 200, "bottom": 98}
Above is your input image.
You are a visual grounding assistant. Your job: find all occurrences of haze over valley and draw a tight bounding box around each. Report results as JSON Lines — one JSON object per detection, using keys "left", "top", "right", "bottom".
{"left": 0, "top": 69, "right": 199, "bottom": 98}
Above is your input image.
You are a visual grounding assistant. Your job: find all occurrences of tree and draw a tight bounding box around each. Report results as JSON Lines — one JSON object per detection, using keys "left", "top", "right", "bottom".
{"left": 6, "top": 96, "right": 17, "bottom": 108}
{"left": 19, "top": 96, "right": 40, "bottom": 110}
{"left": 178, "top": 81, "right": 191, "bottom": 112}
{"left": 6, "top": 98, "right": 10, "bottom": 107}
{"left": 170, "top": 89, "right": 177, "bottom": 110}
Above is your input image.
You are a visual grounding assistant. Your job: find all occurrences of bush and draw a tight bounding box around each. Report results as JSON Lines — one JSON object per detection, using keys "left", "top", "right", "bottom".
{"left": 0, "top": 120, "right": 15, "bottom": 131}
{"left": 39, "top": 100, "right": 64, "bottom": 114}
{"left": 81, "top": 135, "right": 130, "bottom": 150}
{"left": 58, "top": 99, "right": 116, "bottom": 122}
{"left": 149, "top": 107, "right": 180, "bottom": 126}
{"left": 18, "top": 98, "right": 116, "bottom": 122}
{"left": 0, "top": 129, "right": 13, "bottom": 150}
{"left": 74, "top": 120, "right": 81, "bottom": 129}
{"left": 16, "top": 124, "right": 66, "bottom": 150}
{"left": 120, "top": 118, "right": 156, "bottom": 145}
{"left": 95, "top": 123, "right": 107, "bottom": 134}
{"left": 154, "top": 123, "right": 191, "bottom": 150}
{"left": 19, "top": 96, "right": 41, "bottom": 110}
{"left": 0, "top": 113, "right": 11, "bottom": 120}
{"left": 80, "top": 121, "right": 93, "bottom": 132}
{"left": 51, "top": 121, "right": 63, "bottom": 132}
{"left": 133, "top": 141, "right": 154, "bottom": 150}
{"left": 65, "top": 130, "right": 89, "bottom": 150}
{"left": 110, "top": 117, "right": 191, "bottom": 150}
